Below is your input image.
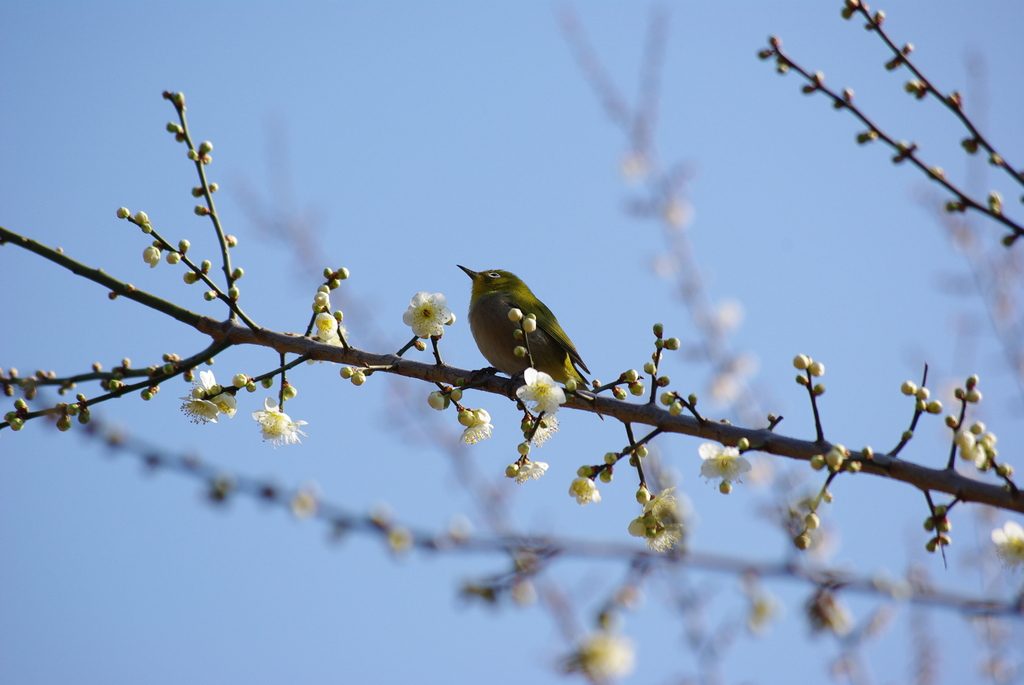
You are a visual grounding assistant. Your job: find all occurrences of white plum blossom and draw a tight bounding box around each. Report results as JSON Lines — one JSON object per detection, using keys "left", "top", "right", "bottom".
{"left": 569, "top": 477, "right": 601, "bottom": 505}
{"left": 516, "top": 368, "right": 566, "bottom": 416}
{"left": 530, "top": 415, "right": 559, "bottom": 446}
{"left": 628, "top": 487, "right": 684, "bottom": 552}
{"left": 181, "top": 394, "right": 219, "bottom": 424}
{"left": 252, "top": 397, "right": 308, "bottom": 448}
{"left": 180, "top": 370, "right": 235, "bottom": 423}
{"left": 699, "top": 442, "right": 752, "bottom": 486}
{"left": 402, "top": 292, "right": 454, "bottom": 338}
{"left": 991, "top": 520, "right": 1024, "bottom": 569}
{"left": 459, "top": 409, "right": 493, "bottom": 445}
{"left": 515, "top": 460, "right": 549, "bottom": 484}
{"left": 313, "top": 311, "right": 346, "bottom": 346}
{"left": 563, "top": 631, "right": 635, "bottom": 682}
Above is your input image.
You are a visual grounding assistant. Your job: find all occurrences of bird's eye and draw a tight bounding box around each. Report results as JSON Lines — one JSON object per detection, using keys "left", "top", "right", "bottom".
{"left": 487, "top": 272, "right": 500, "bottom": 278}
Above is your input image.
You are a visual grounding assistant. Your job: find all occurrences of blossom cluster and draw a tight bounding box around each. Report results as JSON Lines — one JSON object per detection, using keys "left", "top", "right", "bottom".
{"left": 628, "top": 487, "right": 684, "bottom": 552}
{"left": 179, "top": 370, "right": 236, "bottom": 424}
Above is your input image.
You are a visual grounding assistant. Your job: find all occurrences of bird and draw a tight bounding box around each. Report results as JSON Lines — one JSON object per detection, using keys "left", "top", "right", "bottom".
{"left": 458, "top": 265, "right": 589, "bottom": 385}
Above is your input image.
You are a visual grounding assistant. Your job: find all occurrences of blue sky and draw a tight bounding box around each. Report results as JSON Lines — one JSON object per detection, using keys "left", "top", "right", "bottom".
{"left": 2, "top": 2, "right": 1023, "bottom": 684}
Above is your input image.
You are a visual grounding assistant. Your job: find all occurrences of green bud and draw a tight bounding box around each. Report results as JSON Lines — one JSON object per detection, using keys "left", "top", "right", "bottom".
{"left": 599, "top": 469, "right": 612, "bottom": 483}
{"left": 636, "top": 486, "right": 652, "bottom": 504}
{"left": 517, "top": 442, "right": 531, "bottom": 456}
{"left": 664, "top": 337, "right": 680, "bottom": 350}
{"left": 505, "top": 464, "right": 519, "bottom": 478}
{"left": 603, "top": 452, "right": 618, "bottom": 465}
{"left": 577, "top": 465, "right": 593, "bottom": 478}
{"left": 653, "top": 323, "right": 664, "bottom": 337}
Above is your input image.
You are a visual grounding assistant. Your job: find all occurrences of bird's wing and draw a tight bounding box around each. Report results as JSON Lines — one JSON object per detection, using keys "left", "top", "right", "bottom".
{"left": 515, "top": 295, "right": 591, "bottom": 375}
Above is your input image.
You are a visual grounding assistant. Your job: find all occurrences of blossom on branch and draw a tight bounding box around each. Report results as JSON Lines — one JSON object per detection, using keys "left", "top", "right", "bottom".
{"left": 252, "top": 398, "right": 307, "bottom": 448}
{"left": 180, "top": 370, "right": 236, "bottom": 424}
{"left": 698, "top": 442, "right": 751, "bottom": 491}
{"left": 516, "top": 368, "right": 566, "bottom": 415}
{"left": 627, "top": 487, "right": 684, "bottom": 552}
{"left": 569, "top": 477, "right": 601, "bottom": 505}
{"left": 515, "top": 460, "right": 549, "bottom": 483}
{"left": 402, "top": 292, "right": 454, "bottom": 338}
{"left": 459, "top": 409, "right": 493, "bottom": 445}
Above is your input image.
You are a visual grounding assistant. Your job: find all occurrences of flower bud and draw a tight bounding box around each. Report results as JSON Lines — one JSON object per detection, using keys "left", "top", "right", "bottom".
{"left": 427, "top": 391, "right": 448, "bottom": 411}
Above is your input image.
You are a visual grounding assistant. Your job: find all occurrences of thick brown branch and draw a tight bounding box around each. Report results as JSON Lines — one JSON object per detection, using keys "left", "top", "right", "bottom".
{"left": 201, "top": 318, "right": 1024, "bottom": 515}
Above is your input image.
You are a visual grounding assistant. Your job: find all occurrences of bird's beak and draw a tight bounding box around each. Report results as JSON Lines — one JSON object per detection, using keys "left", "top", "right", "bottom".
{"left": 457, "top": 265, "right": 477, "bottom": 279}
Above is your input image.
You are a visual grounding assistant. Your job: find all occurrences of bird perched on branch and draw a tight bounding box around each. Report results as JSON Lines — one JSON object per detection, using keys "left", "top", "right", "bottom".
{"left": 458, "top": 265, "right": 589, "bottom": 385}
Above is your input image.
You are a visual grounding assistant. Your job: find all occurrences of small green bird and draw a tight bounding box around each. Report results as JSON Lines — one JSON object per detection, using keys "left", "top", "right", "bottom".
{"left": 458, "top": 265, "right": 590, "bottom": 385}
